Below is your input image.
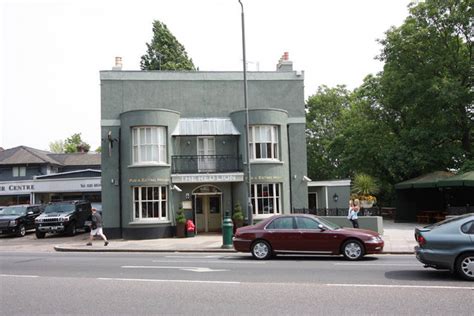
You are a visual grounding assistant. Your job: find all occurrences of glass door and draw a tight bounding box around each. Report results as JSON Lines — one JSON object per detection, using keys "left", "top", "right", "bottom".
{"left": 198, "top": 137, "right": 216, "bottom": 172}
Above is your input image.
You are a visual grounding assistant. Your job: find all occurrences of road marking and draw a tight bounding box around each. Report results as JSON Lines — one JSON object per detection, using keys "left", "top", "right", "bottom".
{"left": 334, "top": 263, "right": 419, "bottom": 266}
{"left": 165, "top": 255, "right": 221, "bottom": 258}
{"left": 327, "top": 284, "right": 474, "bottom": 290}
{"left": 152, "top": 260, "right": 264, "bottom": 265}
{"left": 121, "top": 265, "right": 228, "bottom": 272}
{"left": 0, "top": 274, "right": 39, "bottom": 278}
{"left": 99, "top": 277, "right": 240, "bottom": 284}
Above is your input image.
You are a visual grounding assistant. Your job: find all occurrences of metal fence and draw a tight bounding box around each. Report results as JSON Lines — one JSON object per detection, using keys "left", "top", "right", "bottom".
{"left": 292, "top": 207, "right": 379, "bottom": 217}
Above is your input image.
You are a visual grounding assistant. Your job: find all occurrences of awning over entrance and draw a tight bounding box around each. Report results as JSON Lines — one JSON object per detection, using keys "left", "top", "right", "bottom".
{"left": 171, "top": 118, "right": 241, "bottom": 136}
{"left": 437, "top": 171, "right": 474, "bottom": 187}
{"left": 394, "top": 171, "right": 454, "bottom": 189}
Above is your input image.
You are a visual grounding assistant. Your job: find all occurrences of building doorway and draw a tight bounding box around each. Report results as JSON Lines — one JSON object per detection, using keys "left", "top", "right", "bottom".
{"left": 193, "top": 185, "right": 222, "bottom": 233}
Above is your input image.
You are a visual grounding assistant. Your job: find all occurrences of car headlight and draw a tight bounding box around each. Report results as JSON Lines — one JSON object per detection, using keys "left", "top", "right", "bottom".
{"left": 8, "top": 220, "right": 17, "bottom": 227}
{"left": 59, "top": 217, "right": 69, "bottom": 222}
{"left": 368, "top": 236, "right": 383, "bottom": 242}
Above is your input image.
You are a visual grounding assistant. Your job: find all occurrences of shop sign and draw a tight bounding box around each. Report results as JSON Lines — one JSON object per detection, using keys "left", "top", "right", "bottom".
{"left": 128, "top": 177, "right": 168, "bottom": 184}
{"left": 251, "top": 176, "right": 283, "bottom": 181}
{"left": 172, "top": 174, "right": 243, "bottom": 183}
{"left": 0, "top": 182, "right": 35, "bottom": 194}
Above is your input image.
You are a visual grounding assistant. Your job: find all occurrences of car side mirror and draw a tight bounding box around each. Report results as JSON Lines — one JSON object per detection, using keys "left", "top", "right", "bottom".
{"left": 318, "top": 224, "right": 326, "bottom": 231}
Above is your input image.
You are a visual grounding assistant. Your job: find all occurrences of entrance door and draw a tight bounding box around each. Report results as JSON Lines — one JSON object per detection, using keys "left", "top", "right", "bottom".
{"left": 198, "top": 137, "right": 216, "bottom": 172}
{"left": 195, "top": 195, "right": 221, "bottom": 233}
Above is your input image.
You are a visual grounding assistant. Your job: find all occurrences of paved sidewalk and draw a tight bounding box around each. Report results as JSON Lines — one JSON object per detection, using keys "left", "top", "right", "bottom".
{"left": 53, "top": 220, "right": 419, "bottom": 254}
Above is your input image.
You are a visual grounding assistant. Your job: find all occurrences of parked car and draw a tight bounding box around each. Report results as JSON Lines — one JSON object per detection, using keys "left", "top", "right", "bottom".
{"left": 35, "top": 200, "right": 92, "bottom": 238}
{"left": 0, "top": 204, "right": 44, "bottom": 237}
{"left": 233, "top": 214, "right": 384, "bottom": 260}
{"left": 414, "top": 213, "right": 474, "bottom": 281}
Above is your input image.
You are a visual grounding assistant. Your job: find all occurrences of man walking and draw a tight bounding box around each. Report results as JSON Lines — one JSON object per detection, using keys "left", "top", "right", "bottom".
{"left": 87, "top": 207, "right": 109, "bottom": 246}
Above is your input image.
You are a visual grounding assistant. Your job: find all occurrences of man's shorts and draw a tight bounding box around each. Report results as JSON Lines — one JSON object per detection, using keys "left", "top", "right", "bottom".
{"left": 91, "top": 227, "right": 103, "bottom": 236}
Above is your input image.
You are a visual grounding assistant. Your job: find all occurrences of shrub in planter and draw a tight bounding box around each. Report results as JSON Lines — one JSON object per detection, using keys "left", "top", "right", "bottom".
{"left": 175, "top": 208, "right": 186, "bottom": 238}
{"left": 232, "top": 202, "right": 244, "bottom": 232}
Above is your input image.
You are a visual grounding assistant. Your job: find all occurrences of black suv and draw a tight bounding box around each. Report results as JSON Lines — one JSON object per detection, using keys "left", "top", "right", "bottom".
{"left": 0, "top": 205, "right": 44, "bottom": 237}
{"left": 35, "top": 200, "right": 92, "bottom": 238}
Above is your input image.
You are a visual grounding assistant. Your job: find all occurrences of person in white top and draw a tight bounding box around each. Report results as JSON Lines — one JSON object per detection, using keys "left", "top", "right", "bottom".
{"left": 349, "top": 199, "right": 360, "bottom": 228}
{"left": 347, "top": 199, "right": 354, "bottom": 219}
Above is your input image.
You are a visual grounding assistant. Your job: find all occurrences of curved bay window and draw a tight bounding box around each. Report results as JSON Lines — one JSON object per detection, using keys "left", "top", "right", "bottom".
{"left": 132, "top": 126, "right": 167, "bottom": 164}
{"left": 249, "top": 125, "right": 279, "bottom": 160}
{"left": 251, "top": 183, "right": 281, "bottom": 216}
{"left": 133, "top": 186, "right": 168, "bottom": 221}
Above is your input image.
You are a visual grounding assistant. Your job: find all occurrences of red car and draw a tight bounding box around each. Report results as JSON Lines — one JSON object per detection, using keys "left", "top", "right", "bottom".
{"left": 233, "top": 214, "right": 384, "bottom": 260}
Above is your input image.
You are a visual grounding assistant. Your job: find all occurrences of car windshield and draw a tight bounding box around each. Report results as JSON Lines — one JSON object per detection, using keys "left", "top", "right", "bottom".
{"left": 315, "top": 216, "right": 341, "bottom": 230}
{"left": 44, "top": 204, "right": 74, "bottom": 213}
{"left": 428, "top": 213, "right": 474, "bottom": 228}
{"left": 0, "top": 206, "right": 27, "bottom": 216}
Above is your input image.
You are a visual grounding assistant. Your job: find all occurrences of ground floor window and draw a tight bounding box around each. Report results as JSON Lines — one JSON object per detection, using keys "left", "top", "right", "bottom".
{"left": 251, "top": 183, "right": 281, "bottom": 216}
{"left": 133, "top": 186, "right": 168, "bottom": 221}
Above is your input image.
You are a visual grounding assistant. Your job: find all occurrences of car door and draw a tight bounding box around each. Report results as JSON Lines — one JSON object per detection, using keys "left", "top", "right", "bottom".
{"left": 295, "top": 217, "right": 338, "bottom": 253}
{"left": 264, "top": 217, "right": 301, "bottom": 252}
{"left": 25, "top": 206, "right": 38, "bottom": 229}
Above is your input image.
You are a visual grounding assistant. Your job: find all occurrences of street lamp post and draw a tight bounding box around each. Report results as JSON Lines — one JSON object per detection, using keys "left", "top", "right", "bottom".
{"left": 238, "top": 0, "right": 253, "bottom": 225}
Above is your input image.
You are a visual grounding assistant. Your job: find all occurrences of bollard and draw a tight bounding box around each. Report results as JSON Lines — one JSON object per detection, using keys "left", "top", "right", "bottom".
{"left": 221, "top": 214, "right": 234, "bottom": 249}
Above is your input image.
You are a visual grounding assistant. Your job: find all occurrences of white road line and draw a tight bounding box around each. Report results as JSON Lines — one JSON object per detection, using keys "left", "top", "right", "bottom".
{"left": 165, "top": 255, "right": 221, "bottom": 258}
{"left": 0, "top": 274, "right": 39, "bottom": 278}
{"left": 98, "top": 277, "right": 240, "bottom": 284}
{"left": 152, "top": 260, "right": 264, "bottom": 264}
{"left": 121, "top": 265, "right": 228, "bottom": 272}
{"left": 334, "top": 263, "right": 420, "bottom": 266}
{"left": 327, "top": 283, "right": 474, "bottom": 290}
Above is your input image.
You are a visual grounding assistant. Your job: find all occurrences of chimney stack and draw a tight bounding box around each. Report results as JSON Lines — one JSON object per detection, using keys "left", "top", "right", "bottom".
{"left": 276, "top": 52, "right": 293, "bottom": 71}
{"left": 112, "top": 57, "right": 122, "bottom": 71}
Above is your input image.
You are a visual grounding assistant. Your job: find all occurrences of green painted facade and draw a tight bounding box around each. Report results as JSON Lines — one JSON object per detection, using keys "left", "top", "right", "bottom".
{"left": 100, "top": 66, "right": 308, "bottom": 239}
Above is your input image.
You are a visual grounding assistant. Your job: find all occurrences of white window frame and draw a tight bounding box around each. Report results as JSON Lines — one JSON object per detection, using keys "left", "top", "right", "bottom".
{"left": 249, "top": 125, "right": 279, "bottom": 161}
{"left": 132, "top": 126, "right": 167, "bottom": 165}
{"left": 12, "top": 166, "right": 26, "bottom": 177}
{"left": 251, "top": 183, "right": 281, "bottom": 217}
{"left": 132, "top": 186, "right": 168, "bottom": 222}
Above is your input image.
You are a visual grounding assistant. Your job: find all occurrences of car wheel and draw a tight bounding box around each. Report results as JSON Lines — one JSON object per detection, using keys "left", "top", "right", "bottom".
{"left": 16, "top": 224, "right": 26, "bottom": 237}
{"left": 342, "top": 239, "right": 365, "bottom": 260}
{"left": 455, "top": 252, "right": 474, "bottom": 281}
{"left": 67, "top": 222, "right": 77, "bottom": 236}
{"left": 251, "top": 240, "right": 272, "bottom": 260}
{"left": 35, "top": 230, "right": 46, "bottom": 239}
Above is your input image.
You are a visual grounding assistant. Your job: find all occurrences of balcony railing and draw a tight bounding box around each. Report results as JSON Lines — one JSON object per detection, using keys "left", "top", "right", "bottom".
{"left": 171, "top": 155, "right": 243, "bottom": 174}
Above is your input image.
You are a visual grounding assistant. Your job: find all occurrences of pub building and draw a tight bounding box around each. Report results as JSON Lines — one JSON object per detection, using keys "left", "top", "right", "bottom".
{"left": 100, "top": 53, "right": 310, "bottom": 239}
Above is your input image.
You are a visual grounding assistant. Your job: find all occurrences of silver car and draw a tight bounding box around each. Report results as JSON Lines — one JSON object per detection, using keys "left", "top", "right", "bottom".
{"left": 414, "top": 213, "right": 474, "bottom": 281}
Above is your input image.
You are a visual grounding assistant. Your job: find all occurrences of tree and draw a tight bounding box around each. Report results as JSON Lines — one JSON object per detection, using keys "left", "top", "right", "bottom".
{"left": 376, "top": 0, "right": 473, "bottom": 172}
{"left": 64, "top": 133, "right": 90, "bottom": 153}
{"left": 49, "top": 140, "right": 64, "bottom": 153}
{"left": 305, "top": 85, "right": 351, "bottom": 180}
{"left": 140, "top": 20, "right": 196, "bottom": 71}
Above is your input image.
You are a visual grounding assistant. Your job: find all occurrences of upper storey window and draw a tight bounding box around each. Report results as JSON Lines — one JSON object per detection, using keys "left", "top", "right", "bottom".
{"left": 12, "top": 166, "right": 26, "bottom": 177}
{"left": 132, "top": 126, "right": 167, "bottom": 164}
{"left": 249, "top": 125, "right": 279, "bottom": 160}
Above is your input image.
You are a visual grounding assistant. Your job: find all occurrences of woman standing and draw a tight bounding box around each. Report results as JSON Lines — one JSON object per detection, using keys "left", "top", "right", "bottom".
{"left": 349, "top": 199, "right": 360, "bottom": 228}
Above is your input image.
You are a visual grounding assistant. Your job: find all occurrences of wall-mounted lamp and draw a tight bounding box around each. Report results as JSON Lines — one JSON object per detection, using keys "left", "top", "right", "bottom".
{"left": 302, "top": 176, "right": 312, "bottom": 182}
{"left": 185, "top": 193, "right": 190, "bottom": 200}
{"left": 171, "top": 184, "right": 182, "bottom": 192}
{"left": 333, "top": 193, "right": 339, "bottom": 203}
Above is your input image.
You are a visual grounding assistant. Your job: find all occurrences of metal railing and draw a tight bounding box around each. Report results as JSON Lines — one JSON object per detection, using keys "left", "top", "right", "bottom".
{"left": 171, "top": 155, "right": 243, "bottom": 174}
{"left": 292, "top": 207, "right": 379, "bottom": 216}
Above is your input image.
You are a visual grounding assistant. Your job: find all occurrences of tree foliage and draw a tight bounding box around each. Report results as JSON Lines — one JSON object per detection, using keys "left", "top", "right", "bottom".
{"left": 140, "top": 20, "right": 196, "bottom": 71}
{"left": 64, "top": 133, "right": 90, "bottom": 153}
{"left": 306, "top": 85, "right": 351, "bottom": 180}
{"left": 49, "top": 140, "right": 65, "bottom": 153}
{"left": 305, "top": 0, "right": 473, "bottom": 205}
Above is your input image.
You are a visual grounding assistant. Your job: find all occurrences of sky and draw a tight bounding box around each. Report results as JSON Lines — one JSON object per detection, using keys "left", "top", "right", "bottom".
{"left": 0, "top": 0, "right": 412, "bottom": 152}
